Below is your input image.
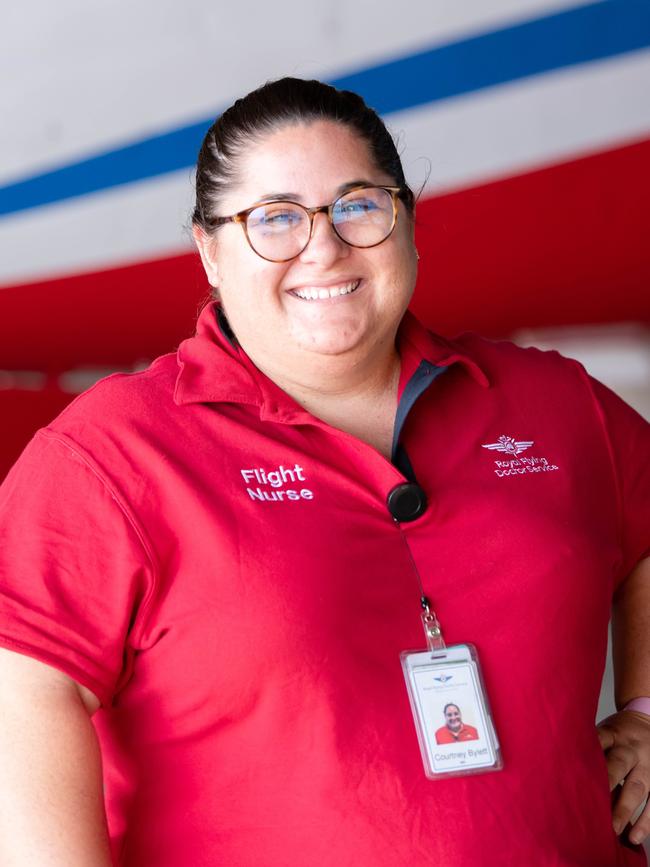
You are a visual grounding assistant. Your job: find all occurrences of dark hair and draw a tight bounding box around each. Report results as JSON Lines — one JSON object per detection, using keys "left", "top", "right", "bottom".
{"left": 192, "top": 77, "right": 414, "bottom": 232}
{"left": 443, "top": 703, "right": 461, "bottom": 715}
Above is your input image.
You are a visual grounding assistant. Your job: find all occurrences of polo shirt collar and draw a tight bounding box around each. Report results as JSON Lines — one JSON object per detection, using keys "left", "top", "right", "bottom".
{"left": 174, "top": 303, "right": 262, "bottom": 408}
{"left": 396, "top": 309, "right": 490, "bottom": 392}
{"left": 174, "top": 302, "right": 489, "bottom": 413}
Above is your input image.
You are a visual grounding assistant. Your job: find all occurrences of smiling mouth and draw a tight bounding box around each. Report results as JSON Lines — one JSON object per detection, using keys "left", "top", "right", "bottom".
{"left": 291, "top": 280, "right": 360, "bottom": 301}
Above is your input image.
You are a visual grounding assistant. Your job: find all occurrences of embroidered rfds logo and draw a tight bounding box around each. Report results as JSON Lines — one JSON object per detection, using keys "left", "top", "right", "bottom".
{"left": 481, "top": 435, "right": 533, "bottom": 456}
{"left": 481, "top": 435, "right": 559, "bottom": 477}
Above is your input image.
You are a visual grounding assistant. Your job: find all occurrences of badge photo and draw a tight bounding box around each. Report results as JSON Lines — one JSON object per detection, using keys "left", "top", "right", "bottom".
{"left": 401, "top": 643, "right": 503, "bottom": 779}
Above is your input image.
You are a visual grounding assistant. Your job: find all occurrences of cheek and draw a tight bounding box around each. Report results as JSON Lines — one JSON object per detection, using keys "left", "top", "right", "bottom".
{"left": 384, "top": 227, "right": 417, "bottom": 282}
{"left": 215, "top": 244, "right": 255, "bottom": 295}
{"left": 218, "top": 255, "right": 288, "bottom": 317}
{"left": 381, "top": 251, "right": 417, "bottom": 303}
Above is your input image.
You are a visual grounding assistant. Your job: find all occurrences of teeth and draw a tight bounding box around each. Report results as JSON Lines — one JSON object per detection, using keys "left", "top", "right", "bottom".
{"left": 294, "top": 280, "right": 359, "bottom": 300}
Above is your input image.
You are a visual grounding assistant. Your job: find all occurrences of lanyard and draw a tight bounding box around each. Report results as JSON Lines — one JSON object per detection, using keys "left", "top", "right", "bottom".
{"left": 397, "top": 525, "right": 446, "bottom": 651}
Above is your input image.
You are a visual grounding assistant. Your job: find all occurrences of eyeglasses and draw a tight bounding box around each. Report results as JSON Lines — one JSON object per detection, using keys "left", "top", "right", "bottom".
{"left": 211, "top": 185, "right": 403, "bottom": 262}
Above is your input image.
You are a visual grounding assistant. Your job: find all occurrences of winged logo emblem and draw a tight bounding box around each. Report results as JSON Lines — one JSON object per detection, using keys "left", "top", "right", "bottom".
{"left": 482, "top": 435, "right": 534, "bottom": 456}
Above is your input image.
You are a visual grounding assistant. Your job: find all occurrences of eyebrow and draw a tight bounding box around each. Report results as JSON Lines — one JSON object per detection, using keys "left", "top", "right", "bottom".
{"left": 254, "top": 179, "right": 379, "bottom": 205}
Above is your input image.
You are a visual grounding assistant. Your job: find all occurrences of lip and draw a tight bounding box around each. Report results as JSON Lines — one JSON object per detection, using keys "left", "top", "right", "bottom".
{"left": 286, "top": 276, "right": 362, "bottom": 290}
{"left": 287, "top": 278, "right": 362, "bottom": 301}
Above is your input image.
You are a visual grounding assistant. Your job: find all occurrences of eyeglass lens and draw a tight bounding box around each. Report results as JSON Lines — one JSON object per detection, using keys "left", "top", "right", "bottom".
{"left": 245, "top": 187, "right": 396, "bottom": 261}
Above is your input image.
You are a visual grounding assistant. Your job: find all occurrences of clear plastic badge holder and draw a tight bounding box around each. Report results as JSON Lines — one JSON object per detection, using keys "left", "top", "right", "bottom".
{"left": 400, "top": 604, "right": 503, "bottom": 779}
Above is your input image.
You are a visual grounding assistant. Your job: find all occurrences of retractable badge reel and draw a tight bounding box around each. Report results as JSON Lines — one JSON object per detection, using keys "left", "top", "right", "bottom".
{"left": 400, "top": 597, "right": 503, "bottom": 779}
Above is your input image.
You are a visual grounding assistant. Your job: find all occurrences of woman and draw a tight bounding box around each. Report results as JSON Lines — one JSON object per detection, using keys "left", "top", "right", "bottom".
{"left": 0, "top": 77, "right": 648, "bottom": 866}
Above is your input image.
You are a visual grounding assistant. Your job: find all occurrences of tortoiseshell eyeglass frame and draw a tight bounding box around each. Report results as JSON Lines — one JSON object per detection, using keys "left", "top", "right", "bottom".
{"left": 209, "top": 185, "right": 404, "bottom": 262}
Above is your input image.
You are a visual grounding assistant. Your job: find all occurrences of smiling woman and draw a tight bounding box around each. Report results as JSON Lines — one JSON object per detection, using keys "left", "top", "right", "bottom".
{"left": 192, "top": 117, "right": 417, "bottom": 458}
{"left": 190, "top": 80, "right": 419, "bottom": 461}
{"left": 191, "top": 80, "right": 418, "bottom": 464}
{"left": 0, "top": 77, "right": 649, "bottom": 867}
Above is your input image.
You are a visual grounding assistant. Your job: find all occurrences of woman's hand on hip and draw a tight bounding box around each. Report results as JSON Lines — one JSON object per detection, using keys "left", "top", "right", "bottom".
{"left": 598, "top": 710, "right": 650, "bottom": 845}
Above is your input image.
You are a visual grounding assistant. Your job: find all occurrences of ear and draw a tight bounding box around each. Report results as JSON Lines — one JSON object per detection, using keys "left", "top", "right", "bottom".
{"left": 192, "top": 225, "right": 220, "bottom": 289}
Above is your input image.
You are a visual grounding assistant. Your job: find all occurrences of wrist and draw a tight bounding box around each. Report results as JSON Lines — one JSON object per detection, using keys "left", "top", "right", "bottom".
{"left": 622, "top": 697, "right": 650, "bottom": 717}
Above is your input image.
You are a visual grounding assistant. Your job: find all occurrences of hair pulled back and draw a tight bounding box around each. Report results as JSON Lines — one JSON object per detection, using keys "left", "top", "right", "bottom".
{"left": 192, "top": 77, "right": 414, "bottom": 233}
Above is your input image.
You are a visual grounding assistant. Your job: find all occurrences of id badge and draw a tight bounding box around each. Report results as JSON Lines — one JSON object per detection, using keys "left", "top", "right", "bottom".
{"left": 401, "top": 643, "right": 503, "bottom": 779}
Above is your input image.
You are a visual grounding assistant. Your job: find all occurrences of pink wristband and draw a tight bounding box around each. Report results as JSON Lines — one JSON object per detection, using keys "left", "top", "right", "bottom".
{"left": 623, "top": 698, "right": 650, "bottom": 716}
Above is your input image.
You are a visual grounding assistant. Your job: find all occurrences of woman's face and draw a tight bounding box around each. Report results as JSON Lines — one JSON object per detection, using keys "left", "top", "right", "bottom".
{"left": 194, "top": 120, "right": 417, "bottom": 373}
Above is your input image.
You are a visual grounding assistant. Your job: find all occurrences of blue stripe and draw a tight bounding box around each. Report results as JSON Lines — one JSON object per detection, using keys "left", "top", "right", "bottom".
{"left": 1, "top": 0, "right": 649, "bottom": 217}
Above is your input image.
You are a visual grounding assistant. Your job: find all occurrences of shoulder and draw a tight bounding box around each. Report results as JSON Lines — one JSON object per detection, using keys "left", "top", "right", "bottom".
{"left": 452, "top": 332, "right": 649, "bottom": 438}
{"left": 451, "top": 331, "right": 586, "bottom": 388}
{"left": 45, "top": 353, "right": 180, "bottom": 443}
{"left": 22, "top": 353, "right": 188, "bottom": 496}
{"left": 447, "top": 331, "right": 611, "bottom": 423}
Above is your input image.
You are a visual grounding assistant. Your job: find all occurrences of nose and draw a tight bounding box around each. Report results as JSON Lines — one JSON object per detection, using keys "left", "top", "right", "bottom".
{"left": 299, "top": 210, "right": 349, "bottom": 265}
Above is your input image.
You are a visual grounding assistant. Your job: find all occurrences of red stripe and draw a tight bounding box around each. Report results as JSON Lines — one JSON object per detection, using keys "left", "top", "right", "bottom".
{"left": 0, "top": 137, "right": 648, "bottom": 371}
{"left": 412, "top": 135, "right": 650, "bottom": 335}
{"left": 0, "top": 254, "right": 208, "bottom": 370}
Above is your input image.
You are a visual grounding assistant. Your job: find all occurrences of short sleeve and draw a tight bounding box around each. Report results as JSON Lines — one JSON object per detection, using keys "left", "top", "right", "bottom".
{"left": 0, "top": 430, "right": 154, "bottom": 706}
{"left": 586, "top": 375, "right": 650, "bottom": 580}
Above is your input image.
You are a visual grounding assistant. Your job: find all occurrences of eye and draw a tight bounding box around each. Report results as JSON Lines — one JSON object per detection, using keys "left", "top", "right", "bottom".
{"left": 337, "top": 198, "right": 379, "bottom": 216}
{"left": 249, "top": 204, "right": 305, "bottom": 232}
{"left": 263, "top": 209, "right": 301, "bottom": 225}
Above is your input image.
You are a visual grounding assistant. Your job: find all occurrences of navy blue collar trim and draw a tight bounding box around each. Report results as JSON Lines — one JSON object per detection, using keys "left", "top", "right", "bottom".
{"left": 216, "top": 305, "right": 237, "bottom": 346}
{"left": 391, "top": 360, "right": 448, "bottom": 480}
{"left": 391, "top": 360, "right": 448, "bottom": 463}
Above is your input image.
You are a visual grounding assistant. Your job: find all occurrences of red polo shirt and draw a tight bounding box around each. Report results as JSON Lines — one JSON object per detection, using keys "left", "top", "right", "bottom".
{"left": 435, "top": 724, "right": 480, "bottom": 745}
{"left": 0, "top": 302, "right": 648, "bottom": 866}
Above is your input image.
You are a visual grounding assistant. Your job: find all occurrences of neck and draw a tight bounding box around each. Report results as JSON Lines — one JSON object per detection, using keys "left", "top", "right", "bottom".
{"left": 245, "top": 337, "right": 402, "bottom": 412}
{"left": 241, "top": 338, "right": 402, "bottom": 460}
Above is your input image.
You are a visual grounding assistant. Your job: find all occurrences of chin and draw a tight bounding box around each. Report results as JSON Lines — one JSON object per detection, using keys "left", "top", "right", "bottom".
{"left": 298, "top": 334, "right": 363, "bottom": 356}
{"left": 291, "top": 324, "right": 366, "bottom": 356}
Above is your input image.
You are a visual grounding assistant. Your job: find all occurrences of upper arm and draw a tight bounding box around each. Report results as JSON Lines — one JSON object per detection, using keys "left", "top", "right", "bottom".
{"left": 0, "top": 648, "right": 113, "bottom": 866}
{"left": 0, "top": 646, "right": 100, "bottom": 715}
{"left": 586, "top": 376, "right": 650, "bottom": 581}
{"left": 0, "top": 431, "right": 154, "bottom": 709}
{"left": 611, "top": 557, "right": 650, "bottom": 707}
